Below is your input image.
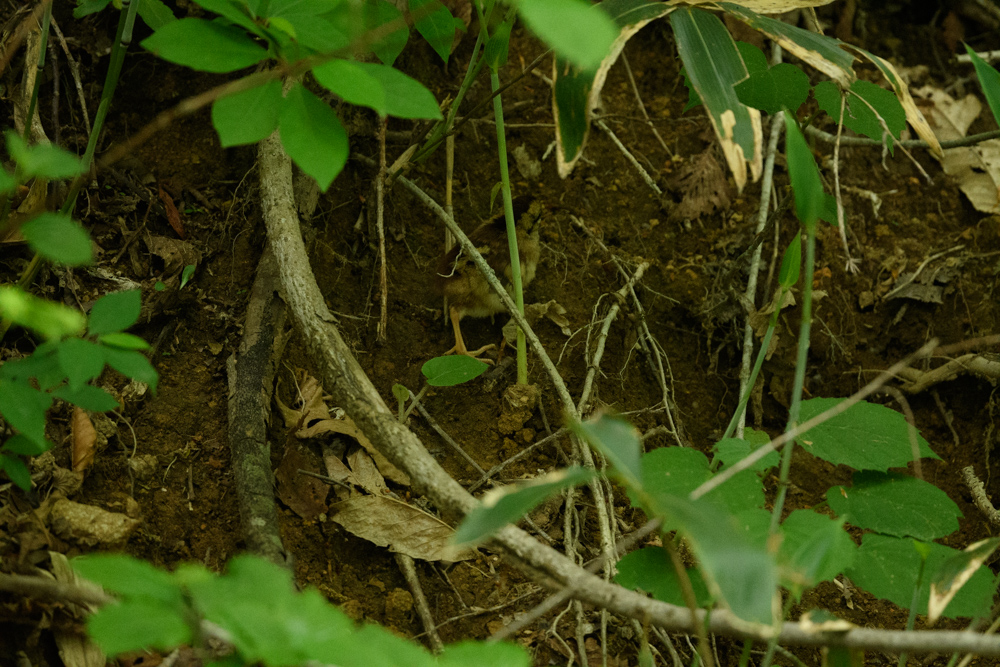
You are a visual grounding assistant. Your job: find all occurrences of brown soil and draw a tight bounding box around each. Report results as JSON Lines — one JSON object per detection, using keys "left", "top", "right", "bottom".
{"left": 2, "top": 2, "right": 1000, "bottom": 666}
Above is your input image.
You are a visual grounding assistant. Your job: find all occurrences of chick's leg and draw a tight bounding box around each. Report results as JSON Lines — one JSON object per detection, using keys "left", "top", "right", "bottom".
{"left": 445, "top": 306, "right": 495, "bottom": 362}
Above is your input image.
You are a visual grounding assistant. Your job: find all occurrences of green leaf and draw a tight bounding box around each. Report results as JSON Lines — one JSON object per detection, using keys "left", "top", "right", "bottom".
{"left": 778, "top": 510, "right": 856, "bottom": 588}
{"left": 0, "top": 342, "right": 64, "bottom": 390}
{"left": 552, "top": 0, "right": 671, "bottom": 176}
{"left": 5, "top": 132, "right": 85, "bottom": 180}
{"left": 572, "top": 414, "right": 642, "bottom": 488}
{"left": 0, "top": 379, "right": 53, "bottom": 450}
{"left": 519, "top": 0, "right": 616, "bottom": 71}
{"left": 141, "top": 18, "right": 268, "bottom": 73}
{"left": 363, "top": 0, "right": 408, "bottom": 66}
{"left": 720, "top": 3, "right": 855, "bottom": 88}
{"left": 437, "top": 640, "right": 531, "bottom": 667}
{"left": 615, "top": 547, "right": 712, "bottom": 607}
{"left": 484, "top": 20, "right": 511, "bottom": 70}
{"left": 409, "top": 0, "right": 461, "bottom": 62}
{"left": 966, "top": 46, "right": 1000, "bottom": 129}
{"left": 74, "top": 0, "right": 113, "bottom": 19}
{"left": 712, "top": 436, "right": 780, "bottom": 472}
{"left": 453, "top": 467, "right": 593, "bottom": 545}
{"left": 278, "top": 84, "right": 349, "bottom": 192}
{"left": 777, "top": 237, "right": 801, "bottom": 289}
{"left": 181, "top": 264, "right": 196, "bottom": 288}
{"left": 818, "top": 192, "right": 838, "bottom": 226}
{"left": 74, "top": 554, "right": 184, "bottom": 603}
{"left": 640, "top": 446, "right": 765, "bottom": 518}
{"left": 798, "top": 398, "right": 939, "bottom": 471}
{"left": 848, "top": 534, "right": 993, "bottom": 619}
{"left": 657, "top": 495, "right": 777, "bottom": 624}
{"left": 784, "top": 111, "right": 823, "bottom": 230}
{"left": 0, "top": 286, "right": 86, "bottom": 340}
{"left": 421, "top": 355, "right": 488, "bottom": 386}
{"left": 212, "top": 79, "right": 283, "bottom": 147}
{"left": 0, "top": 454, "right": 32, "bottom": 490}
{"left": 87, "top": 600, "right": 192, "bottom": 656}
{"left": 88, "top": 289, "right": 142, "bottom": 335}
{"left": 52, "top": 384, "right": 120, "bottom": 412}
{"left": 671, "top": 9, "right": 759, "bottom": 190}
{"left": 138, "top": 0, "right": 177, "bottom": 29}
{"left": 929, "top": 538, "right": 1000, "bottom": 624}
{"left": 2, "top": 433, "right": 49, "bottom": 456}
{"left": 21, "top": 213, "right": 93, "bottom": 266}
{"left": 268, "top": 0, "right": 351, "bottom": 52}
{"left": 185, "top": 556, "right": 355, "bottom": 665}
{"left": 827, "top": 471, "right": 961, "bottom": 541}
{"left": 736, "top": 41, "right": 767, "bottom": 73}
{"left": 56, "top": 337, "right": 106, "bottom": 390}
{"left": 0, "top": 167, "right": 16, "bottom": 196}
{"left": 196, "top": 0, "right": 268, "bottom": 38}
{"left": 815, "top": 80, "right": 906, "bottom": 151}
{"left": 312, "top": 60, "right": 442, "bottom": 119}
{"left": 98, "top": 332, "right": 151, "bottom": 350}
{"left": 735, "top": 62, "right": 810, "bottom": 115}
{"left": 102, "top": 347, "right": 159, "bottom": 392}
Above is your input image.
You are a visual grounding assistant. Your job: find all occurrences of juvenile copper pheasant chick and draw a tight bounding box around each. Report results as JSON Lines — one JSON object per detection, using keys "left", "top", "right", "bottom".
{"left": 436, "top": 197, "right": 543, "bottom": 359}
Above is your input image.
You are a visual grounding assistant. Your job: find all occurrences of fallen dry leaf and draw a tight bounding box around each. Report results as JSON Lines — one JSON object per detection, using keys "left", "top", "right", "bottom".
{"left": 71, "top": 408, "right": 97, "bottom": 473}
{"left": 157, "top": 182, "right": 185, "bottom": 238}
{"left": 347, "top": 448, "right": 388, "bottom": 496}
{"left": 145, "top": 235, "right": 201, "bottom": 276}
{"left": 277, "top": 370, "right": 410, "bottom": 486}
{"left": 914, "top": 85, "right": 1000, "bottom": 213}
{"left": 274, "top": 440, "right": 329, "bottom": 520}
{"left": 331, "top": 495, "right": 475, "bottom": 562}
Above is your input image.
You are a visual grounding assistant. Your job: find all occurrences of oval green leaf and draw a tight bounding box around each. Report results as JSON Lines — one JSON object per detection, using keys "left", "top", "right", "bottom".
{"left": 421, "top": 355, "right": 488, "bottom": 386}
{"left": 278, "top": 85, "right": 349, "bottom": 192}
{"left": 141, "top": 18, "right": 268, "bottom": 73}
{"left": 21, "top": 212, "right": 93, "bottom": 266}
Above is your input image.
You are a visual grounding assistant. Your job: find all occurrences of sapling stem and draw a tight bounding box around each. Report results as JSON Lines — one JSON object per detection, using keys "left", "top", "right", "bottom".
{"left": 490, "top": 69, "right": 527, "bottom": 384}
{"left": 769, "top": 229, "right": 815, "bottom": 535}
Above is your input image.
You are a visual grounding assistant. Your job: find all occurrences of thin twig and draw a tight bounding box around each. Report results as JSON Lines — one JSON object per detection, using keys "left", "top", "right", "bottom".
{"left": 962, "top": 466, "right": 1000, "bottom": 527}
{"left": 571, "top": 217, "right": 683, "bottom": 446}
{"left": 50, "top": 16, "right": 90, "bottom": 135}
{"left": 376, "top": 117, "right": 388, "bottom": 342}
{"left": 596, "top": 119, "right": 662, "bottom": 195}
{"left": 806, "top": 126, "right": 1000, "bottom": 151}
{"left": 469, "top": 427, "right": 570, "bottom": 493}
{"left": 395, "top": 553, "right": 443, "bottom": 653}
{"left": 578, "top": 262, "right": 650, "bottom": 413}
{"left": 737, "top": 112, "right": 784, "bottom": 438}
{"left": 408, "top": 388, "right": 486, "bottom": 476}
{"left": 621, "top": 51, "right": 674, "bottom": 158}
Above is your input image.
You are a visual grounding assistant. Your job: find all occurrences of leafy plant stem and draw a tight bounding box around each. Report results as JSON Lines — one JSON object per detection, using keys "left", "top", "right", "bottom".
{"left": 759, "top": 597, "right": 797, "bottom": 667}
{"left": 769, "top": 230, "right": 815, "bottom": 535}
{"left": 737, "top": 640, "right": 752, "bottom": 667}
{"left": 64, "top": 0, "right": 137, "bottom": 216}
{"left": 488, "top": 69, "right": 527, "bottom": 384}
{"left": 719, "top": 308, "right": 779, "bottom": 444}
{"left": 414, "top": 32, "right": 486, "bottom": 164}
{"left": 898, "top": 552, "right": 928, "bottom": 667}
{"left": 662, "top": 535, "right": 714, "bottom": 667}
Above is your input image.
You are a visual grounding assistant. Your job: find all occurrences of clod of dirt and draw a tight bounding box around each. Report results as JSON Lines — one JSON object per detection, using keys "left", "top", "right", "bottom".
{"left": 384, "top": 588, "right": 415, "bottom": 629}
{"left": 128, "top": 454, "right": 159, "bottom": 483}
{"left": 48, "top": 498, "right": 140, "bottom": 546}
{"left": 498, "top": 383, "right": 540, "bottom": 436}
